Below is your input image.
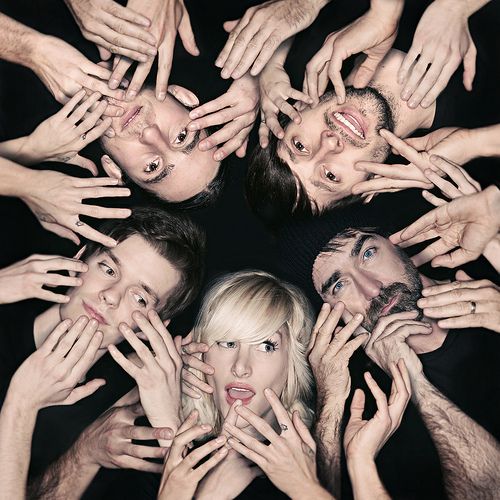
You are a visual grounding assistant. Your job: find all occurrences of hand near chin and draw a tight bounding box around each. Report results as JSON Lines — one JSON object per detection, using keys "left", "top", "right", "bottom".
{"left": 418, "top": 270, "right": 500, "bottom": 333}
{"left": 0, "top": 254, "right": 87, "bottom": 304}
{"left": 223, "top": 389, "right": 331, "bottom": 499}
{"left": 108, "top": 310, "right": 183, "bottom": 439}
{"left": 186, "top": 73, "right": 260, "bottom": 161}
{"left": 7, "top": 317, "right": 105, "bottom": 411}
{"left": 158, "top": 410, "right": 228, "bottom": 500}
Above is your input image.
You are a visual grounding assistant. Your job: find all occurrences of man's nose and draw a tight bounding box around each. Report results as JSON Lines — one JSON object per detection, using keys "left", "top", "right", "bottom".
{"left": 140, "top": 124, "right": 168, "bottom": 149}
{"left": 320, "top": 129, "right": 344, "bottom": 153}
{"left": 99, "top": 285, "right": 122, "bottom": 308}
{"left": 231, "top": 347, "right": 252, "bottom": 378}
{"left": 354, "top": 272, "right": 383, "bottom": 301}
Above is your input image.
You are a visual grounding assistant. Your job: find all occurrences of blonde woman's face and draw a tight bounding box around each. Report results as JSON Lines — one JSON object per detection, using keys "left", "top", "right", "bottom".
{"left": 204, "top": 330, "right": 289, "bottom": 429}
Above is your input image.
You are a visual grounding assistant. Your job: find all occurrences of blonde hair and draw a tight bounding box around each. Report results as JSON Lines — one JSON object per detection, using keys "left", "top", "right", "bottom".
{"left": 183, "top": 270, "right": 315, "bottom": 435}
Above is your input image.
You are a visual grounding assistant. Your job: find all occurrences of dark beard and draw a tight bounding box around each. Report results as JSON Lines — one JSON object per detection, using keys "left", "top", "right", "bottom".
{"left": 363, "top": 254, "right": 423, "bottom": 331}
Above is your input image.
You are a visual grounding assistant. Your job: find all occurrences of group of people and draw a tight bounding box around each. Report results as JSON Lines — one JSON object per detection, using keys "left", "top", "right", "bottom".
{"left": 0, "top": 0, "right": 498, "bottom": 498}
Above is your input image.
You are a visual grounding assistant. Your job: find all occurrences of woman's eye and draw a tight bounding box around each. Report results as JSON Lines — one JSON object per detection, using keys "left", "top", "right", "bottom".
{"left": 363, "top": 247, "right": 377, "bottom": 260}
{"left": 175, "top": 128, "right": 188, "bottom": 144}
{"left": 257, "top": 340, "right": 278, "bottom": 353}
{"left": 325, "top": 169, "right": 337, "bottom": 182}
{"left": 332, "top": 280, "right": 344, "bottom": 295}
{"left": 99, "top": 262, "right": 115, "bottom": 277}
{"left": 217, "top": 341, "right": 237, "bottom": 349}
{"left": 145, "top": 158, "right": 160, "bottom": 173}
{"left": 292, "top": 138, "right": 308, "bottom": 153}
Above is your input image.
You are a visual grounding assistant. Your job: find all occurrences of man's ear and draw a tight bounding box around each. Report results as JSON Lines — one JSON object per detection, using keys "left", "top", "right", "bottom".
{"left": 69, "top": 245, "right": 87, "bottom": 277}
{"left": 101, "top": 155, "right": 124, "bottom": 185}
{"left": 168, "top": 84, "right": 199, "bottom": 108}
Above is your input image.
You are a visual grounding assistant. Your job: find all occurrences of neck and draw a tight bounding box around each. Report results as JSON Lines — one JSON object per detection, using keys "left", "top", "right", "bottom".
{"left": 34, "top": 305, "right": 62, "bottom": 348}
{"left": 348, "top": 49, "right": 436, "bottom": 137}
{"left": 407, "top": 274, "right": 448, "bottom": 354}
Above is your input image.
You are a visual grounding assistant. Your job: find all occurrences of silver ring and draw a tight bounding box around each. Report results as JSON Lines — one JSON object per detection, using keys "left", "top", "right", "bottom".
{"left": 470, "top": 301, "right": 476, "bottom": 314}
{"left": 280, "top": 423, "right": 288, "bottom": 432}
{"left": 261, "top": 118, "right": 266, "bottom": 124}
{"left": 81, "top": 133, "right": 87, "bottom": 140}
{"left": 181, "top": 346, "right": 188, "bottom": 355}
{"left": 75, "top": 221, "right": 84, "bottom": 227}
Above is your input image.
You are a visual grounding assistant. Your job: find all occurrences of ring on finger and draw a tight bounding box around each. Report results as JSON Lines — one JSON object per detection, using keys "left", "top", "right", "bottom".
{"left": 81, "top": 133, "right": 87, "bottom": 140}
{"left": 280, "top": 423, "right": 288, "bottom": 432}
{"left": 470, "top": 301, "right": 476, "bottom": 314}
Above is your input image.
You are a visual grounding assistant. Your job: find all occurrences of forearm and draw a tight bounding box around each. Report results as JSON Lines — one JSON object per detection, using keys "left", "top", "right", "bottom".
{"left": 0, "top": 393, "right": 38, "bottom": 500}
{"left": 0, "top": 12, "right": 42, "bottom": 69}
{"left": 347, "top": 457, "right": 390, "bottom": 500}
{"left": 412, "top": 374, "right": 500, "bottom": 498}
{"left": 466, "top": 124, "right": 500, "bottom": 159}
{"left": 464, "top": 0, "right": 491, "bottom": 16}
{"left": 314, "top": 398, "right": 344, "bottom": 498}
{"left": 28, "top": 440, "right": 100, "bottom": 500}
{"left": 483, "top": 235, "right": 500, "bottom": 272}
{"left": 0, "top": 155, "right": 37, "bottom": 198}
{"left": 370, "top": 0, "right": 404, "bottom": 24}
{"left": 0, "top": 136, "right": 43, "bottom": 165}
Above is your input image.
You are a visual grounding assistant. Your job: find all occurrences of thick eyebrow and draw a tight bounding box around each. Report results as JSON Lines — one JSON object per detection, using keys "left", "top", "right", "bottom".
{"left": 351, "top": 234, "right": 374, "bottom": 258}
{"left": 104, "top": 251, "right": 159, "bottom": 306}
{"left": 279, "top": 141, "right": 297, "bottom": 163}
{"left": 321, "top": 270, "right": 341, "bottom": 295}
{"left": 182, "top": 129, "right": 201, "bottom": 155}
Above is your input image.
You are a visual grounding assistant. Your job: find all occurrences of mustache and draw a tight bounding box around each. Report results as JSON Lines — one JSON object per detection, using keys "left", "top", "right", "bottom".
{"left": 323, "top": 111, "right": 366, "bottom": 148}
{"left": 366, "top": 282, "right": 416, "bottom": 322}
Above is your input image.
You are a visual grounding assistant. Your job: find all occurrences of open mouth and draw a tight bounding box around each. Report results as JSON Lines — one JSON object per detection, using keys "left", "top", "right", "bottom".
{"left": 380, "top": 295, "right": 399, "bottom": 316}
{"left": 225, "top": 383, "right": 256, "bottom": 406}
{"left": 121, "top": 106, "right": 142, "bottom": 130}
{"left": 333, "top": 111, "right": 365, "bottom": 139}
{"left": 82, "top": 301, "right": 108, "bottom": 325}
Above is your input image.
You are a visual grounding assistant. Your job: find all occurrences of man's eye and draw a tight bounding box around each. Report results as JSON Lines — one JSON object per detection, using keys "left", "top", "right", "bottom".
{"left": 145, "top": 158, "right": 160, "bottom": 173}
{"left": 332, "top": 280, "right": 344, "bottom": 295}
{"left": 175, "top": 128, "right": 188, "bottom": 144}
{"left": 217, "top": 341, "right": 237, "bottom": 349}
{"left": 133, "top": 293, "right": 147, "bottom": 307}
{"left": 325, "top": 169, "right": 338, "bottom": 182}
{"left": 292, "top": 138, "right": 308, "bottom": 153}
{"left": 99, "top": 262, "right": 115, "bottom": 277}
{"left": 363, "top": 247, "right": 377, "bottom": 260}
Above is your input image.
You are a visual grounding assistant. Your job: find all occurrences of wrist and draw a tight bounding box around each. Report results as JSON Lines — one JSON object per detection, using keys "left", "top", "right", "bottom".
{"left": 3, "top": 387, "right": 40, "bottom": 417}
{"left": 370, "top": 0, "right": 404, "bottom": 22}
{"left": 290, "top": 480, "right": 330, "bottom": 500}
{"left": 483, "top": 185, "right": 500, "bottom": 226}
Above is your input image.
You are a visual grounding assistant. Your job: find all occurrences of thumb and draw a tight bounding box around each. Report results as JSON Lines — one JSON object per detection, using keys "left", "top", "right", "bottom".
{"left": 462, "top": 40, "right": 476, "bottom": 91}
{"left": 223, "top": 19, "right": 239, "bottom": 33}
{"left": 98, "top": 45, "right": 112, "bottom": 61}
{"left": 68, "top": 154, "right": 98, "bottom": 176}
{"left": 455, "top": 269, "right": 473, "bottom": 282}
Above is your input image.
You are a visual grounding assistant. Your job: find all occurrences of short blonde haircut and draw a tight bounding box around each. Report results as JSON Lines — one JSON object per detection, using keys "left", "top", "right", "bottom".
{"left": 183, "top": 270, "right": 315, "bottom": 436}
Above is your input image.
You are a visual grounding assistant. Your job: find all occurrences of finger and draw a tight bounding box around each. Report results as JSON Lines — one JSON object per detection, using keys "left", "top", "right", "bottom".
{"left": 378, "top": 130, "right": 430, "bottom": 168}
{"left": 193, "top": 445, "right": 229, "bottom": 479}
{"left": 235, "top": 137, "right": 249, "bottom": 158}
{"left": 108, "top": 2, "right": 151, "bottom": 27}
{"left": 181, "top": 340, "right": 209, "bottom": 355}
{"left": 37, "top": 289, "right": 72, "bottom": 303}
{"left": 258, "top": 120, "right": 271, "bottom": 148}
{"left": 81, "top": 69, "right": 126, "bottom": 100}
{"left": 225, "top": 414, "right": 274, "bottom": 451}
{"left": 189, "top": 93, "right": 230, "bottom": 120}
{"left": 275, "top": 98, "right": 301, "bottom": 124}
{"left": 78, "top": 204, "right": 132, "bottom": 220}
{"left": 431, "top": 247, "right": 478, "bottom": 269}
{"left": 182, "top": 435, "right": 226, "bottom": 471}
{"left": 420, "top": 60, "right": 460, "bottom": 108}
{"left": 60, "top": 319, "right": 100, "bottom": 365}
{"left": 462, "top": 40, "right": 476, "bottom": 91}
{"left": 69, "top": 91, "right": 103, "bottom": 124}
{"left": 398, "top": 46, "right": 420, "bottom": 85}
{"left": 147, "top": 310, "right": 180, "bottom": 366}
{"left": 422, "top": 301, "right": 485, "bottom": 319}
{"left": 349, "top": 388, "right": 365, "bottom": 421}
{"left": 182, "top": 368, "right": 214, "bottom": 394}
{"left": 115, "top": 456, "right": 163, "bottom": 473}
{"left": 58, "top": 89, "right": 87, "bottom": 118}
{"left": 42, "top": 222, "right": 81, "bottom": 245}
{"left": 220, "top": 23, "right": 260, "bottom": 78}
{"left": 178, "top": 6, "right": 199, "bottom": 56}
{"left": 171, "top": 424, "right": 213, "bottom": 460}
{"left": 226, "top": 437, "right": 266, "bottom": 469}
{"left": 264, "top": 107, "right": 285, "bottom": 140}
{"left": 437, "top": 313, "right": 490, "bottom": 330}
{"left": 354, "top": 160, "right": 429, "bottom": 181}
{"left": 429, "top": 156, "right": 478, "bottom": 193}
{"left": 292, "top": 411, "right": 316, "bottom": 451}
{"left": 216, "top": 16, "right": 250, "bottom": 67}
{"left": 422, "top": 190, "right": 446, "bottom": 207}
{"left": 156, "top": 35, "right": 176, "bottom": 100}
{"left": 364, "top": 371, "right": 389, "bottom": 417}
{"left": 340, "top": 333, "right": 369, "bottom": 361}
{"left": 127, "top": 425, "right": 174, "bottom": 442}
{"left": 188, "top": 106, "right": 241, "bottom": 131}
{"left": 328, "top": 53, "right": 346, "bottom": 104}
{"left": 288, "top": 87, "right": 313, "bottom": 105}
{"left": 109, "top": 57, "right": 134, "bottom": 90}
{"left": 421, "top": 279, "right": 483, "bottom": 297}
{"left": 40, "top": 273, "right": 82, "bottom": 289}
{"left": 405, "top": 54, "right": 447, "bottom": 108}
{"left": 230, "top": 28, "right": 269, "bottom": 79}
{"left": 182, "top": 353, "right": 213, "bottom": 375}
{"left": 352, "top": 51, "right": 385, "bottom": 89}
{"left": 177, "top": 410, "right": 199, "bottom": 435}
{"left": 39, "top": 319, "right": 73, "bottom": 354}
{"left": 53, "top": 316, "right": 92, "bottom": 357}
{"left": 119, "top": 322, "right": 156, "bottom": 364}
{"left": 424, "top": 169, "right": 462, "bottom": 199}
{"left": 126, "top": 59, "right": 153, "bottom": 101}
{"left": 264, "top": 388, "right": 294, "bottom": 437}
{"left": 70, "top": 331, "right": 104, "bottom": 381}
{"left": 108, "top": 343, "right": 141, "bottom": 378}
{"left": 310, "top": 302, "right": 344, "bottom": 358}
{"left": 412, "top": 239, "right": 456, "bottom": 267}
{"left": 212, "top": 124, "right": 253, "bottom": 161}
{"left": 61, "top": 377, "right": 106, "bottom": 405}
{"left": 250, "top": 33, "right": 285, "bottom": 76}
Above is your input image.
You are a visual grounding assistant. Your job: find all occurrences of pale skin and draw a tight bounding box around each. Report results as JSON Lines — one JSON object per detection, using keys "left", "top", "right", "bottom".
{"left": 0, "top": 317, "right": 105, "bottom": 500}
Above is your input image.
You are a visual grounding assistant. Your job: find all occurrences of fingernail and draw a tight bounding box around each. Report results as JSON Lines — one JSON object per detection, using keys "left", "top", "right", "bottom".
{"left": 147, "top": 48, "right": 157, "bottom": 56}
{"left": 216, "top": 436, "right": 226, "bottom": 444}
{"left": 201, "top": 424, "right": 211, "bottom": 431}
{"left": 214, "top": 151, "right": 224, "bottom": 161}
{"left": 139, "top": 55, "right": 148, "bottom": 62}
{"left": 109, "top": 79, "right": 119, "bottom": 89}
{"left": 199, "top": 141, "right": 210, "bottom": 151}
{"left": 408, "top": 99, "right": 417, "bottom": 109}
{"left": 126, "top": 90, "right": 137, "bottom": 101}
{"left": 76, "top": 278, "right": 83, "bottom": 285}
{"left": 234, "top": 399, "right": 242, "bottom": 407}
{"left": 401, "top": 90, "right": 410, "bottom": 100}
{"left": 221, "top": 69, "right": 229, "bottom": 79}
{"left": 354, "top": 313, "right": 363, "bottom": 321}
{"left": 102, "top": 155, "right": 111, "bottom": 163}
{"left": 115, "top": 108, "right": 124, "bottom": 117}
{"left": 215, "top": 58, "right": 222, "bottom": 67}
{"left": 157, "top": 92, "right": 166, "bottom": 101}
{"left": 188, "top": 122, "right": 199, "bottom": 131}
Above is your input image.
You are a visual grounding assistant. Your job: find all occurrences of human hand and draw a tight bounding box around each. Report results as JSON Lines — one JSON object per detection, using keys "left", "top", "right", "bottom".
{"left": 173, "top": 331, "right": 214, "bottom": 400}
{"left": 225, "top": 389, "right": 330, "bottom": 499}
{"left": 304, "top": 1, "right": 402, "bottom": 104}
{"left": 108, "top": 310, "right": 182, "bottom": 432}
{"left": 64, "top": 0, "right": 157, "bottom": 62}
{"left": 76, "top": 396, "right": 173, "bottom": 472}
{"left": 158, "top": 411, "right": 228, "bottom": 500}
{"left": 109, "top": 0, "right": 199, "bottom": 100}
{"left": 420, "top": 155, "right": 481, "bottom": 208}
{"left": 0, "top": 254, "right": 87, "bottom": 304}
{"left": 418, "top": 270, "right": 500, "bottom": 332}
{"left": 216, "top": 0, "right": 326, "bottom": 80}
{"left": 21, "top": 170, "right": 131, "bottom": 247}
{"left": 344, "top": 360, "right": 411, "bottom": 461}
{"left": 364, "top": 311, "right": 429, "bottom": 378}
{"left": 398, "top": 0, "right": 476, "bottom": 108}
{"left": 187, "top": 74, "right": 259, "bottom": 160}
{"left": 31, "top": 34, "right": 126, "bottom": 107}
{"left": 8, "top": 317, "right": 105, "bottom": 411}
{"left": 403, "top": 127, "right": 478, "bottom": 166}
{"left": 352, "top": 129, "right": 440, "bottom": 198}
{"left": 258, "top": 62, "right": 312, "bottom": 147}
{"left": 308, "top": 302, "right": 367, "bottom": 405}
{"left": 390, "top": 185, "right": 500, "bottom": 268}
{"left": 22, "top": 90, "right": 111, "bottom": 175}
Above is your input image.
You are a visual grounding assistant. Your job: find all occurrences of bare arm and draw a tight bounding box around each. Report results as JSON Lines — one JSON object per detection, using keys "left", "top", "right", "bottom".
{"left": 347, "top": 459, "right": 390, "bottom": 500}
{"left": 0, "top": 12, "right": 40, "bottom": 68}
{"left": 412, "top": 374, "right": 500, "bottom": 498}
